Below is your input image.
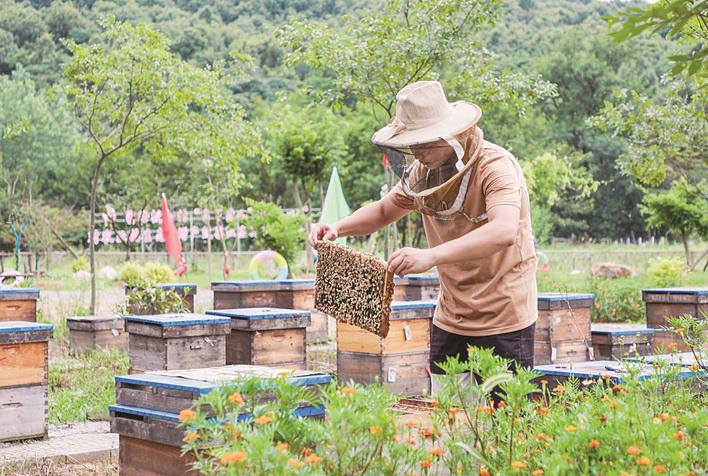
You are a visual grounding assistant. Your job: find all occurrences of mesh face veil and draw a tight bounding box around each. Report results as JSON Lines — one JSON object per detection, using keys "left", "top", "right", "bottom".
{"left": 379, "top": 126, "right": 484, "bottom": 220}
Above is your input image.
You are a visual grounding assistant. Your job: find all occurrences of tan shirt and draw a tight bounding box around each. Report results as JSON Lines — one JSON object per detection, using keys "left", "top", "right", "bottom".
{"left": 389, "top": 140, "right": 538, "bottom": 336}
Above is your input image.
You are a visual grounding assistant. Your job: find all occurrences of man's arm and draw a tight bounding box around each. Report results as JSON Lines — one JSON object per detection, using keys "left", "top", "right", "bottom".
{"left": 309, "top": 193, "right": 410, "bottom": 245}
{"left": 387, "top": 204, "right": 520, "bottom": 275}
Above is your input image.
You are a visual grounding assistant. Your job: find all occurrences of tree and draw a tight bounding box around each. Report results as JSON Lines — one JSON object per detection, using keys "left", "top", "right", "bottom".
{"left": 62, "top": 17, "right": 256, "bottom": 313}
{"left": 642, "top": 179, "right": 708, "bottom": 266}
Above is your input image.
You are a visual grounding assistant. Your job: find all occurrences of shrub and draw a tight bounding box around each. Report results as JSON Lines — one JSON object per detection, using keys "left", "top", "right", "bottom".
{"left": 243, "top": 199, "right": 306, "bottom": 268}
{"left": 590, "top": 277, "right": 645, "bottom": 322}
{"left": 119, "top": 262, "right": 144, "bottom": 287}
{"left": 648, "top": 257, "right": 686, "bottom": 287}
{"left": 71, "top": 256, "right": 90, "bottom": 273}
{"left": 117, "top": 282, "right": 189, "bottom": 316}
{"left": 144, "top": 261, "right": 174, "bottom": 284}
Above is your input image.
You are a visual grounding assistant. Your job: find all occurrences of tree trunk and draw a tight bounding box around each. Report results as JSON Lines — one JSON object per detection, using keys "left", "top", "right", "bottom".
{"left": 89, "top": 158, "right": 105, "bottom": 315}
{"left": 680, "top": 231, "right": 692, "bottom": 267}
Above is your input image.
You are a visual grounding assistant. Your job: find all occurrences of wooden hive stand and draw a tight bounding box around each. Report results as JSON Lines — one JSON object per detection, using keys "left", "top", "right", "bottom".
{"left": 206, "top": 307, "right": 310, "bottom": 370}
{"left": 642, "top": 287, "right": 708, "bottom": 352}
{"left": 591, "top": 323, "right": 655, "bottom": 360}
{"left": 535, "top": 293, "right": 594, "bottom": 365}
{"left": 0, "top": 321, "right": 52, "bottom": 442}
{"left": 123, "top": 314, "right": 230, "bottom": 374}
{"left": 336, "top": 300, "right": 436, "bottom": 396}
{"left": 110, "top": 365, "right": 331, "bottom": 476}
{"left": 393, "top": 274, "right": 440, "bottom": 301}
{"left": 67, "top": 315, "right": 128, "bottom": 352}
{"left": 0, "top": 288, "right": 40, "bottom": 322}
{"left": 125, "top": 283, "right": 197, "bottom": 314}
{"left": 211, "top": 279, "right": 329, "bottom": 344}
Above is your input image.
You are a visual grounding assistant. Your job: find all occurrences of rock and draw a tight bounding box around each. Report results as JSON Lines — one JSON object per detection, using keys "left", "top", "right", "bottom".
{"left": 73, "top": 270, "right": 92, "bottom": 281}
{"left": 591, "top": 263, "right": 634, "bottom": 279}
{"left": 98, "top": 266, "right": 118, "bottom": 280}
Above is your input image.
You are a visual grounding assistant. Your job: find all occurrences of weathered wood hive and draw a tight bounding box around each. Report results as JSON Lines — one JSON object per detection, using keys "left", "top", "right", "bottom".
{"left": 0, "top": 321, "right": 52, "bottom": 442}
{"left": 535, "top": 293, "right": 594, "bottom": 365}
{"left": 642, "top": 287, "right": 708, "bottom": 352}
{"left": 393, "top": 274, "right": 440, "bottom": 301}
{"left": 110, "top": 365, "right": 331, "bottom": 475}
{"left": 211, "top": 279, "right": 329, "bottom": 344}
{"left": 591, "top": 323, "right": 655, "bottom": 360}
{"left": 0, "top": 288, "right": 40, "bottom": 322}
{"left": 337, "top": 301, "right": 436, "bottom": 396}
{"left": 67, "top": 315, "right": 128, "bottom": 352}
{"left": 123, "top": 314, "right": 230, "bottom": 374}
{"left": 206, "top": 307, "right": 310, "bottom": 370}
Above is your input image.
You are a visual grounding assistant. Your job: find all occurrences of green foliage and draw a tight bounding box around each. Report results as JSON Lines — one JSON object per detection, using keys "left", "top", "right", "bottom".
{"left": 71, "top": 256, "right": 89, "bottom": 273}
{"left": 49, "top": 347, "right": 129, "bottom": 424}
{"left": 648, "top": 257, "right": 687, "bottom": 287}
{"left": 119, "top": 262, "right": 143, "bottom": 287}
{"left": 666, "top": 314, "right": 708, "bottom": 370}
{"left": 119, "top": 282, "right": 190, "bottom": 316}
{"left": 143, "top": 261, "right": 174, "bottom": 285}
{"left": 242, "top": 199, "right": 306, "bottom": 268}
{"left": 608, "top": 0, "right": 707, "bottom": 80}
{"left": 181, "top": 348, "right": 707, "bottom": 475}
{"left": 590, "top": 277, "right": 645, "bottom": 323}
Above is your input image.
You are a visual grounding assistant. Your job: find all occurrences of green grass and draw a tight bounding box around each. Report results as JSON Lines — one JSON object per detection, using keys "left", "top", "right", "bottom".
{"left": 48, "top": 347, "right": 129, "bottom": 424}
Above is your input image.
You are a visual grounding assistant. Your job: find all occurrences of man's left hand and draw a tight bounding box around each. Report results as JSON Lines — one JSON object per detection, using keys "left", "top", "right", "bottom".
{"left": 387, "top": 247, "right": 435, "bottom": 277}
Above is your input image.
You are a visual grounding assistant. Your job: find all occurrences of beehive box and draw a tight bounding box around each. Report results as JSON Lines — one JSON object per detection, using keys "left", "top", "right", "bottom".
{"left": 642, "top": 287, "right": 708, "bottom": 328}
{"left": 393, "top": 274, "right": 439, "bottom": 301}
{"left": 0, "top": 321, "right": 52, "bottom": 442}
{"left": 124, "top": 314, "right": 230, "bottom": 374}
{"left": 67, "top": 315, "right": 128, "bottom": 352}
{"left": 627, "top": 351, "right": 705, "bottom": 368}
{"left": 0, "top": 288, "right": 40, "bottom": 322}
{"left": 535, "top": 293, "right": 594, "bottom": 365}
{"left": 591, "top": 323, "right": 655, "bottom": 360}
{"left": 125, "top": 283, "right": 197, "bottom": 314}
{"left": 110, "top": 365, "right": 330, "bottom": 476}
{"left": 211, "top": 279, "right": 328, "bottom": 344}
{"left": 533, "top": 358, "right": 703, "bottom": 387}
{"left": 337, "top": 301, "right": 436, "bottom": 395}
{"left": 206, "top": 307, "right": 309, "bottom": 370}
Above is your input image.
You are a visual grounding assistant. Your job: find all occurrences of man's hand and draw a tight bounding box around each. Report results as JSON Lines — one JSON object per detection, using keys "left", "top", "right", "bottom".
{"left": 309, "top": 223, "right": 339, "bottom": 247}
{"left": 387, "top": 247, "right": 436, "bottom": 277}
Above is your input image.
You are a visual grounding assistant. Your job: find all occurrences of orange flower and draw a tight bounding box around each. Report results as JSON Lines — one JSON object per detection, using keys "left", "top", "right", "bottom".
{"left": 612, "top": 385, "right": 627, "bottom": 393}
{"left": 182, "top": 432, "right": 199, "bottom": 443}
{"left": 497, "top": 400, "right": 507, "bottom": 409}
{"left": 404, "top": 420, "right": 419, "bottom": 428}
{"left": 689, "top": 363, "right": 699, "bottom": 372}
{"left": 532, "top": 470, "right": 544, "bottom": 476}
{"left": 608, "top": 399, "right": 619, "bottom": 409}
{"left": 627, "top": 446, "right": 641, "bottom": 456}
{"left": 636, "top": 456, "right": 651, "bottom": 466}
{"left": 540, "top": 379, "right": 549, "bottom": 385}
{"left": 341, "top": 386, "right": 357, "bottom": 395}
{"left": 448, "top": 407, "right": 461, "bottom": 415}
{"left": 511, "top": 461, "right": 527, "bottom": 469}
{"left": 601, "top": 374, "right": 611, "bottom": 380}
{"left": 599, "top": 415, "right": 607, "bottom": 423}
{"left": 477, "top": 406, "right": 493, "bottom": 415}
{"left": 658, "top": 413, "right": 669, "bottom": 422}
{"left": 178, "top": 409, "right": 196, "bottom": 423}
{"left": 421, "top": 460, "right": 433, "bottom": 468}
{"left": 654, "top": 464, "right": 667, "bottom": 473}
{"left": 565, "top": 425, "right": 577, "bottom": 432}
{"left": 535, "top": 433, "right": 551, "bottom": 442}
{"left": 254, "top": 415, "right": 273, "bottom": 425}
{"left": 220, "top": 451, "right": 247, "bottom": 465}
{"left": 537, "top": 406, "right": 549, "bottom": 416}
{"left": 304, "top": 453, "right": 321, "bottom": 464}
{"left": 429, "top": 448, "right": 444, "bottom": 457}
{"left": 301, "top": 447, "right": 313, "bottom": 456}
{"left": 404, "top": 436, "right": 417, "bottom": 446}
{"left": 675, "top": 431, "right": 685, "bottom": 441}
{"left": 553, "top": 384, "right": 565, "bottom": 393}
{"left": 287, "top": 458, "right": 304, "bottom": 468}
{"left": 588, "top": 440, "right": 601, "bottom": 449}
{"left": 430, "top": 400, "right": 439, "bottom": 408}
{"left": 667, "top": 343, "right": 678, "bottom": 352}
{"left": 420, "top": 427, "right": 435, "bottom": 438}
{"left": 479, "top": 469, "right": 491, "bottom": 476}
{"left": 370, "top": 425, "right": 382, "bottom": 435}
{"left": 228, "top": 392, "right": 244, "bottom": 405}
{"left": 276, "top": 442, "right": 289, "bottom": 453}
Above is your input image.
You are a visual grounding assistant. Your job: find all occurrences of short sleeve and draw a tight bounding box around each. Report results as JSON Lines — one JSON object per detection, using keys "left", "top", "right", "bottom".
{"left": 387, "top": 182, "right": 417, "bottom": 210}
{"left": 481, "top": 153, "right": 522, "bottom": 210}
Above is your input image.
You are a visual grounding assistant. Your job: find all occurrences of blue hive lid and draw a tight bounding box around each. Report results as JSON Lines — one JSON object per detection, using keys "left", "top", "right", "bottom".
{"left": 206, "top": 307, "right": 310, "bottom": 320}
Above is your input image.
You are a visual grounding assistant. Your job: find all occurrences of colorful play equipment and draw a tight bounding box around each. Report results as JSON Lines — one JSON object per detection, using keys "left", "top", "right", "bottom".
{"left": 249, "top": 250, "right": 289, "bottom": 280}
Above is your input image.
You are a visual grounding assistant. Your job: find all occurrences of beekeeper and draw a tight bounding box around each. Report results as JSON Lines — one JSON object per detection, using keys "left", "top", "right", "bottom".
{"left": 309, "top": 81, "right": 537, "bottom": 396}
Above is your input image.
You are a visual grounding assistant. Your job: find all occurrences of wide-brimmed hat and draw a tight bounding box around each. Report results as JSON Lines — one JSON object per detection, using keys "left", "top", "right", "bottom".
{"left": 371, "top": 81, "right": 482, "bottom": 148}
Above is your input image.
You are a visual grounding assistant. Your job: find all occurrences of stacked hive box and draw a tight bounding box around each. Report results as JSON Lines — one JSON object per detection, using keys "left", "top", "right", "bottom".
{"left": 125, "top": 283, "right": 197, "bottom": 314}
{"left": 206, "top": 307, "right": 310, "bottom": 370}
{"left": 337, "top": 301, "right": 436, "bottom": 395}
{"left": 67, "top": 315, "right": 128, "bottom": 352}
{"left": 110, "top": 365, "right": 331, "bottom": 475}
{"left": 535, "top": 293, "right": 594, "bottom": 365}
{"left": 591, "top": 324, "right": 655, "bottom": 360}
{"left": 0, "top": 288, "right": 40, "bottom": 322}
{"left": 124, "top": 314, "right": 230, "bottom": 374}
{"left": 642, "top": 287, "right": 708, "bottom": 352}
{"left": 211, "top": 279, "right": 329, "bottom": 343}
{"left": 0, "top": 321, "right": 52, "bottom": 442}
{"left": 393, "top": 274, "right": 439, "bottom": 301}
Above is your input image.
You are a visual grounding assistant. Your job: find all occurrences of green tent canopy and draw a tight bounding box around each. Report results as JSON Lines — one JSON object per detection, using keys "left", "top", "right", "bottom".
{"left": 320, "top": 166, "right": 351, "bottom": 245}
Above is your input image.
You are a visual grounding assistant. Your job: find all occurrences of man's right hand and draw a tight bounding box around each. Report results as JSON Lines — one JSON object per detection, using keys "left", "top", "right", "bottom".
{"left": 309, "top": 223, "right": 339, "bottom": 247}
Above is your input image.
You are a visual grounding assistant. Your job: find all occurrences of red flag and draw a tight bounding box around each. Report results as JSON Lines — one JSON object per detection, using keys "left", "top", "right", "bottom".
{"left": 161, "top": 193, "right": 183, "bottom": 266}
